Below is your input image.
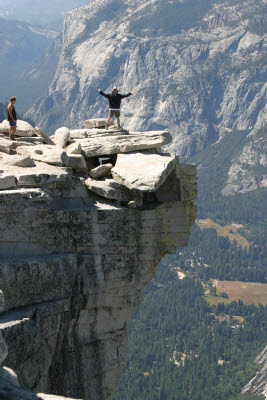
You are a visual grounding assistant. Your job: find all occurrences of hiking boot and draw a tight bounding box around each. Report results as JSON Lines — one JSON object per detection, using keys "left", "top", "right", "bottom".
{"left": 105, "top": 124, "right": 108, "bottom": 130}
{"left": 118, "top": 125, "right": 122, "bottom": 129}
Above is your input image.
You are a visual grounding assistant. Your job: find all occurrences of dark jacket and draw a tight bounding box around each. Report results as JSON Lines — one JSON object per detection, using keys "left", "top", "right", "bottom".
{"left": 99, "top": 91, "right": 132, "bottom": 109}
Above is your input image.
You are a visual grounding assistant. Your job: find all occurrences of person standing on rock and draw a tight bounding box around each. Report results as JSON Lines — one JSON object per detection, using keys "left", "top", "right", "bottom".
{"left": 7, "top": 96, "right": 17, "bottom": 140}
{"left": 97, "top": 87, "right": 134, "bottom": 130}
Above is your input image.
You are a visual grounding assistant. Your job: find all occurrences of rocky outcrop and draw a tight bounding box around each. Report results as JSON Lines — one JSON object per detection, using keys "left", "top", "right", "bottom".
{"left": 242, "top": 345, "right": 267, "bottom": 399}
{"left": 0, "top": 120, "right": 197, "bottom": 400}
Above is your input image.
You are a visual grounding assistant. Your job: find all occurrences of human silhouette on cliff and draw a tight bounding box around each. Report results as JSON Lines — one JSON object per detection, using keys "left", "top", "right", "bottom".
{"left": 7, "top": 96, "right": 17, "bottom": 140}
{"left": 97, "top": 87, "right": 134, "bottom": 130}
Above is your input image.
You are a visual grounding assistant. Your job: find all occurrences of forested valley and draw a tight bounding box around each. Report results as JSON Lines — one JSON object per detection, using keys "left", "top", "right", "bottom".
{"left": 114, "top": 131, "right": 267, "bottom": 399}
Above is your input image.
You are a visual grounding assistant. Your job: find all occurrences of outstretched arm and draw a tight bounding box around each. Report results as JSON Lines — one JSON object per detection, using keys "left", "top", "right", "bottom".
{"left": 96, "top": 88, "right": 109, "bottom": 99}
{"left": 120, "top": 91, "right": 134, "bottom": 99}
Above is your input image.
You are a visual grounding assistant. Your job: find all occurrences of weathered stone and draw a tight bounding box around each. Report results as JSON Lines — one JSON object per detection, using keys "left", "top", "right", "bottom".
{"left": 0, "top": 255, "right": 78, "bottom": 312}
{"left": 35, "top": 127, "right": 55, "bottom": 145}
{"left": 17, "top": 145, "right": 69, "bottom": 167}
{"left": 0, "top": 153, "right": 35, "bottom": 167}
{"left": 112, "top": 152, "right": 176, "bottom": 192}
{"left": 65, "top": 142, "right": 82, "bottom": 154}
{"left": 0, "top": 137, "right": 13, "bottom": 154}
{"left": 67, "top": 154, "right": 87, "bottom": 172}
{"left": 89, "top": 164, "right": 113, "bottom": 179}
{"left": 0, "top": 290, "right": 4, "bottom": 312}
{"left": 0, "top": 174, "right": 16, "bottom": 190}
{"left": 14, "top": 136, "right": 44, "bottom": 145}
{"left": 54, "top": 127, "right": 70, "bottom": 149}
{"left": 176, "top": 163, "right": 197, "bottom": 177}
{"left": 75, "top": 131, "right": 172, "bottom": 157}
{"left": 70, "top": 128, "right": 127, "bottom": 139}
{"left": 128, "top": 201, "right": 137, "bottom": 208}
{"left": 85, "top": 177, "right": 132, "bottom": 201}
{"left": 83, "top": 118, "right": 114, "bottom": 128}
{"left": 0, "top": 120, "right": 35, "bottom": 137}
{"left": 0, "top": 162, "right": 71, "bottom": 189}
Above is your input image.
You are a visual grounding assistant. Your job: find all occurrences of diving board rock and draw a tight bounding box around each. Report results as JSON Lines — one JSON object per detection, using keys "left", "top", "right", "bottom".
{"left": 17, "top": 145, "right": 69, "bottom": 167}
{"left": 75, "top": 131, "right": 172, "bottom": 157}
{"left": 83, "top": 118, "right": 114, "bottom": 128}
{"left": 69, "top": 128, "right": 127, "bottom": 139}
{"left": 0, "top": 120, "right": 35, "bottom": 137}
{"left": 111, "top": 152, "right": 176, "bottom": 192}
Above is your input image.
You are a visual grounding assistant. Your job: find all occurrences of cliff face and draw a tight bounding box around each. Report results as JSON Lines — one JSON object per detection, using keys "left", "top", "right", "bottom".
{"left": 242, "top": 345, "right": 267, "bottom": 399}
{"left": 0, "top": 122, "right": 197, "bottom": 399}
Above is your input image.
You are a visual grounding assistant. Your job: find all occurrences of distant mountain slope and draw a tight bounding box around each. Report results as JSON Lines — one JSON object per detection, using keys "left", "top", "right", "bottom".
{"left": 0, "top": 18, "right": 60, "bottom": 112}
{"left": 26, "top": 0, "right": 266, "bottom": 195}
{"left": 0, "top": 0, "right": 89, "bottom": 30}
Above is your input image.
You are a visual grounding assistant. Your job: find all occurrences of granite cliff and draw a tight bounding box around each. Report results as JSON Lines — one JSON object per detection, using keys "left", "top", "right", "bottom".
{"left": 26, "top": 0, "right": 266, "bottom": 194}
{"left": 0, "top": 120, "right": 197, "bottom": 399}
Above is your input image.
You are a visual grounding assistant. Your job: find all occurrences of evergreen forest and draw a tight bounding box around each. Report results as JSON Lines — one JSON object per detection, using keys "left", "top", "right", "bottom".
{"left": 114, "top": 129, "right": 267, "bottom": 399}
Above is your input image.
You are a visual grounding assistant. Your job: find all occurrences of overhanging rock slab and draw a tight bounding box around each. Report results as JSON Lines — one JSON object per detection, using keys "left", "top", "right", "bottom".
{"left": 111, "top": 152, "right": 176, "bottom": 192}
{"left": 85, "top": 177, "right": 132, "bottom": 201}
{"left": 76, "top": 131, "right": 172, "bottom": 157}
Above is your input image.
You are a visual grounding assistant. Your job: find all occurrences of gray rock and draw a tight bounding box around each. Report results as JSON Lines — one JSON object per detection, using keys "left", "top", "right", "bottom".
{"left": 17, "top": 145, "right": 69, "bottom": 167}
{"left": 0, "top": 153, "right": 35, "bottom": 167}
{"left": 111, "top": 152, "right": 176, "bottom": 192}
{"left": 35, "top": 127, "right": 55, "bottom": 146}
{"left": 65, "top": 142, "right": 82, "bottom": 154}
{"left": 89, "top": 164, "right": 113, "bottom": 179}
{"left": 67, "top": 154, "right": 87, "bottom": 172}
{"left": 14, "top": 136, "right": 44, "bottom": 145}
{"left": 0, "top": 161, "right": 71, "bottom": 189}
{"left": 83, "top": 118, "right": 114, "bottom": 128}
{"left": 75, "top": 131, "right": 172, "bottom": 157}
{"left": 0, "top": 290, "right": 4, "bottom": 312}
{"left": 0, "top": 120, "right": 35, "bottom": 137}
{"left": 0, "top": 137, "right": 13, "bottom": 154}
{"left": 69, "top": 128, "right": 127, "bottom": 139}
{"left": 85, "top": 177, "right": 132, "bottom": 201}
{"left": 54, "top": 127, "right": 70, "bottom": 148}
{"left": 0, "top": 174, "right": 16, "bottom": 190}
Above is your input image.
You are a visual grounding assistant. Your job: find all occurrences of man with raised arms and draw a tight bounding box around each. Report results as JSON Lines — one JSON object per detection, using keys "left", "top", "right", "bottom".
{"left": 97, "top": 87, "right": 134, "bottom": 130}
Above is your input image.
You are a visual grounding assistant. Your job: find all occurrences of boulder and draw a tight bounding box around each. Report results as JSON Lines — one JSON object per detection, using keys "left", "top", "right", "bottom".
{"left": 0, "top": 153, "right": 35, "bottom": 167}
{"left": 0, "top": 162, "right": 71, "bottom": 188}
{"left": 0, "top": 120, "right": 35, "bottom": 137}
{"left": 83, "top": 118, "right": 114, "bottom": 129}
{"left": 111, "top": 152, "right": 176, "bottom": 192}
{"left": 53, "top": 127, "right": 70, "bottom": 148}
{"left": 89, "top": 164, "right": 113, "bottom": 179}
{"left": 0, "top": 137, "right": 13, "bottom": 154}
{"left": 35, "top": 127, "right": 55, "bottom": 145}
{"left": 67, "top": 154, "right": 87, "bottom": 172}
{"left": 65, "top": 142, "right": 82, "bottom": 155}
{"left": 74, "top": 131, "right": 172, "bottom": 157}
{"left": 85, "top": 177, "right": 132, "bottom": 201}
{"left": 17, "top": 145, "right": 69, "bottom": 167}
{"left": 0, "top": 174, "right": 16, "bottom": 190}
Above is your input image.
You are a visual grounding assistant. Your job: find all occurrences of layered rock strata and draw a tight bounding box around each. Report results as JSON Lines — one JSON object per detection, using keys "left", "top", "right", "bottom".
{"left": 0, "top": 121, "right": 197, "bottom": 400}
